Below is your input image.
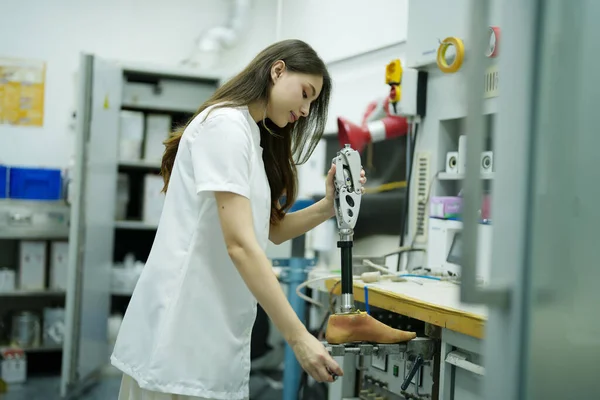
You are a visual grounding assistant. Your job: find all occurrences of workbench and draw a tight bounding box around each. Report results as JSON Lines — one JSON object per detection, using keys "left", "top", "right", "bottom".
{"left": 323, "top": 278, "right": 487, "bottom": 339}
{"left": 314, "top": 274, "right": 488, "bottom": 399}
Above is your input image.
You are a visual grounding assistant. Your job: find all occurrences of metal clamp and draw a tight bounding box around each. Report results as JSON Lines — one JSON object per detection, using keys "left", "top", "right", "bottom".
{"left": 325, "top": 337, "right": 435, "bottom": 360}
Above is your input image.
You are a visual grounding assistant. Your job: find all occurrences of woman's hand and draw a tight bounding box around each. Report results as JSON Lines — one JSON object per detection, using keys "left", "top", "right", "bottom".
{"left": 325, "top": 163, "right": 367, "bottom": 206}
{"left": 291, "top": 331, "right": 344, "bottom": 383}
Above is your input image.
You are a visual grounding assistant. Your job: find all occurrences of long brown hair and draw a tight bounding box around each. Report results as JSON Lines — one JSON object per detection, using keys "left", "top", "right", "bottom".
{"left": 161, "top": 39, "right": 331, "bottom": 224}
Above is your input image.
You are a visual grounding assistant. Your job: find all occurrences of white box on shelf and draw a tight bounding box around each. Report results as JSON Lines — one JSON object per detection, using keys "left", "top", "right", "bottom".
{"left": 1, "top": 348, "right": 27, "bottom": 384}
{"left": 50, "top": 241, "right": 69, "bottom": 290}
{"left": 111, "top": 266, "right": 142, "bottom": 294}
{"left": 18, "top": 241, "right": 46, "bottom": 290}
{"left": 144, "top": 114, "right": 172, "bottom": 163}
{"left": 143, "top": 175, "right": 166, "bottom": 225}
{"left": 43, "top": 307, "right": 66, "bottom": 346}
{"left": 115, "top": 174, "right": 130, "bottom": 221}
{"left": 0, "top": 269, "right": 16, "bottom": 292}
{"left": 119, "top": 110, "right": 144, "bottom": 162}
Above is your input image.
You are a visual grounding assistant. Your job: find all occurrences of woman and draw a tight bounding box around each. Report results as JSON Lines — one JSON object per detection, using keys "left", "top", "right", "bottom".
{"left": 111, "top": 39, "right": 366, "bottom": 400}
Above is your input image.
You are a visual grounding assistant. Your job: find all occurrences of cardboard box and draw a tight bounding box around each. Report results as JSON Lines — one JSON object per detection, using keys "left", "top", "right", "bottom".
{"left": 119, "top": 111, "right": 144, "bottom": 161}
{"left": 144, "top": 114, "right": 172, "bottom": 163}
{"left": 0, "top": 269, "right": 16, "bottom": 292}
{"left": 143, "top": 175, "right": 166, "bottom": 225}
{"left": 50, "top": 241, "right": 69, "bottom": 290}
{"left": 18, "top": 241, "right": 46, "bottom": 290}
{"left": 1, "top": 348, "right": 26, "bottom": 384}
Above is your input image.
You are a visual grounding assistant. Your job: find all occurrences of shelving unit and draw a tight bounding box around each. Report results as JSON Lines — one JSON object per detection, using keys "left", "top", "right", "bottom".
{"left": 118, "top": 160, "right": 161, "bottom": 170}
{"left": 438, "top": 172, "right": 494, "bottom": 181}
{"left": 58, "top": 54, "right": 222, "bottom": 398}
{"left": 114, "top": 220, "right": 159, "bottom": 230}
{"left": 0, "top": 199, "right": 70, "bottom": 377}
{"left": 0, "top": 289, "right": 66, "bottom": 297}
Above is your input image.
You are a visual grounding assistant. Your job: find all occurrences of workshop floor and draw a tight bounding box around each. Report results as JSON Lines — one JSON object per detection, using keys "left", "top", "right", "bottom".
{"left": 1, "top": 375, "right": 122, "bottom": 400}
{"left": 1, "top": 372, "right": 284, "bottom": 400}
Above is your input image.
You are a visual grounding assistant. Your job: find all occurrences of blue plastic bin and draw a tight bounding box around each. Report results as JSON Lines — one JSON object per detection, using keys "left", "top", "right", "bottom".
{"left": 9, "top": 167, "right": 62, "bottom": 200}
{"left": 289, "top": 198, "right": 315, "bottom": 212}
{"left": 0, "top": 166, "right": 7, "bottom": 198}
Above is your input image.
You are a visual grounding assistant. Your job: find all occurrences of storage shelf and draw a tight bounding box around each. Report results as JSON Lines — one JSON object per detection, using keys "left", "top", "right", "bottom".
{"left": 114, "top": 220, "right": 158, "bottom": 230}
{"left": 438, "top": 172, "right": 494, "bottom": 181}
{"left": 0, "top": 289, "right": 66, "bottom": 297}
{"left": 118, "top": 160, "right": 161, "bottom": 170}
{"left": 111, "top": 290, "right": 133, "bottom": 296}
{"left": 121, "top": 103, "right": 197, "bottom": 114}
{"left": 0, "top": 199, "right": 67, "bottom": 206}
{"left": 0, "top": 199, "right": 70, "bottom": 239}
{"left": 0, "top": 231, "right": 69, "bottom": 240}
{"left": 21, "top": 344, "right": 63, "bottom": 353}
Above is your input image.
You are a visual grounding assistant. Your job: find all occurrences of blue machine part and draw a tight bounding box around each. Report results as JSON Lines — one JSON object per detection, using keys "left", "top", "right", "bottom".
{"left": 289, "top": 198, "right": 315, "bottom": 213}
{"left": 0, "top": 166, "right": 7, "bottom": 198}
{"left": 279, "top": 257, "right": 315, "bottom": 400}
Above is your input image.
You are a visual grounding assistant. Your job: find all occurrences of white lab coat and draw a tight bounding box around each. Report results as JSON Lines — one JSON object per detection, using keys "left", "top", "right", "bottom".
{"left": 111, "top": 105, "right": 271, "bottom": 400}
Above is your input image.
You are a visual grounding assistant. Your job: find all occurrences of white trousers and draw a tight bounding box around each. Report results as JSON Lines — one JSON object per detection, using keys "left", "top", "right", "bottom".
{"left": 118, "top": 374, "right": 213, "bottom": 400}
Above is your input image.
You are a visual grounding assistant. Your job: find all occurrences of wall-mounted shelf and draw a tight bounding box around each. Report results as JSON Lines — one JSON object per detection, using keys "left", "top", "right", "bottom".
{"left": 114, "top": 220, "right": 158, "bottom": 230}
{"left": 0, "top": 200, "right": 71, "bottom": 239}
{"left": 21, "top": 344, "right": 63, "bottom": 353}
{"left": 111, "top": 290, "right": 134, "bottom": 296}
{"left": 0, "top": 231, "right": 69, "bottom": 240}
{"left": 438, "top": 172, "right": 494, "bottom": 181}
{"left": 118, "top": 160, "right": 161, "bottom": 170}
{"left": 0, "top": 289, "right": 66, "bottom": 297}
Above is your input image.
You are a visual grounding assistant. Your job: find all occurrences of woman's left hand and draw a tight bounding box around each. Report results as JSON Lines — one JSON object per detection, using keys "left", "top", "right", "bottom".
{"left": 325, "top": 164, "right": 367, "bottom": 206}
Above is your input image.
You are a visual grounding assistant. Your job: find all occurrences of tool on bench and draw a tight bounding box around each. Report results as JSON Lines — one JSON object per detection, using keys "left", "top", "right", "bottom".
{"left": 332, "top": 144, "right": 363, "bottom": 314}
{"left": 325, "top": 337, "right": 435, "bottom": 358}
{"left": 325, "top": 338, "right": 434, "bottom": 393}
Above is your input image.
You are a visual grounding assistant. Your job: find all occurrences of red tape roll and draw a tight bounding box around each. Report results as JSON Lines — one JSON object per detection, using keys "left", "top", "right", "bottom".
{"left": 487, "top": 26, "right": 501, "bottom": 58}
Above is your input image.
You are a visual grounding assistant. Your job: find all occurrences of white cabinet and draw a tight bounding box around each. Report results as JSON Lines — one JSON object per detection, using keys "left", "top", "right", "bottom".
{"left": 60, "top": 54, "right": 220, "bottom": 398}
{"left": 439, "top": 328, "right": 485, "bottom": 400}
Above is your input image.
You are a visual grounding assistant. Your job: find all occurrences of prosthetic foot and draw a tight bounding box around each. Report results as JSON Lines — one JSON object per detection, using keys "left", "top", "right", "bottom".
{"left": 325, "top": 311, "right": 417, "bottom": 344}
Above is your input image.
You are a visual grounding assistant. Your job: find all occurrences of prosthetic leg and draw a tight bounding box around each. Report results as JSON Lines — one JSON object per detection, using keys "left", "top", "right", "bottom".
{"left": 325, "top": 145, "right": 416, "bottom": 345}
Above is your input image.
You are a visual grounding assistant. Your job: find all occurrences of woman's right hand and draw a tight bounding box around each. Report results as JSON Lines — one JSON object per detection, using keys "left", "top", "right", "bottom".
{"left": 290, "top": 331, "right": 344, "bottom": 383}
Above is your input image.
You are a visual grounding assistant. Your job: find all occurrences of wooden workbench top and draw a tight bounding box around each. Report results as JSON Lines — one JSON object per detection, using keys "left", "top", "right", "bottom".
{"left": 324, "top": 278, "right": 488, "bottom": 339}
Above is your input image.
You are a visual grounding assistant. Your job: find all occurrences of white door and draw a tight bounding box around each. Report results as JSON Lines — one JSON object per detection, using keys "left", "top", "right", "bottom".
{"left": 61, "top": 54, "right": 122, "bottom": 397}
{"left": 459, "top": 0, "right": 600, "bottom": 399}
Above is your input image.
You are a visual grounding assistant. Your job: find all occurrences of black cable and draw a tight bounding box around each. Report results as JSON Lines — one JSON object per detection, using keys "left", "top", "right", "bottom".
{"left": 397, "top": 122, "right": 419, "bottom": 271}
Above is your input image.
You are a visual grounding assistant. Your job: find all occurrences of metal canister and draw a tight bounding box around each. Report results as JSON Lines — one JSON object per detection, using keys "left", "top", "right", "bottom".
{"left": 10, "top": 311, "right": 41, "bottom": 348}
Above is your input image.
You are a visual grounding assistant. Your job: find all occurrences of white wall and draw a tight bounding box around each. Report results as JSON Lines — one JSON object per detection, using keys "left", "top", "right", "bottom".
{"left": 1, "top": 0, "right": 409, "bottom": 262}
{"left": 282, "top": 0, "right": 410, "bottom": 264}
{"left": 324, "top": 44, "right": 407, "bottom": 134}
{"left": 0, "top": 0, "right": 276, "bottom": 169}
{"left": 0, "top": 0, "right": 409, "bottom": 170}
{"left": 280, "top": 0, "right": 408, "bottom": 63}
{"left": 279, "top": 0, "right": 409, "bottom": 133}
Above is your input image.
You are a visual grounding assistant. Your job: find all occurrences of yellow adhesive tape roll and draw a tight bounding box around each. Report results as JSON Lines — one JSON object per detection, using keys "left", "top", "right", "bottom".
{"left": 437, "top": 36, "right": 465, "bottom": 73}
